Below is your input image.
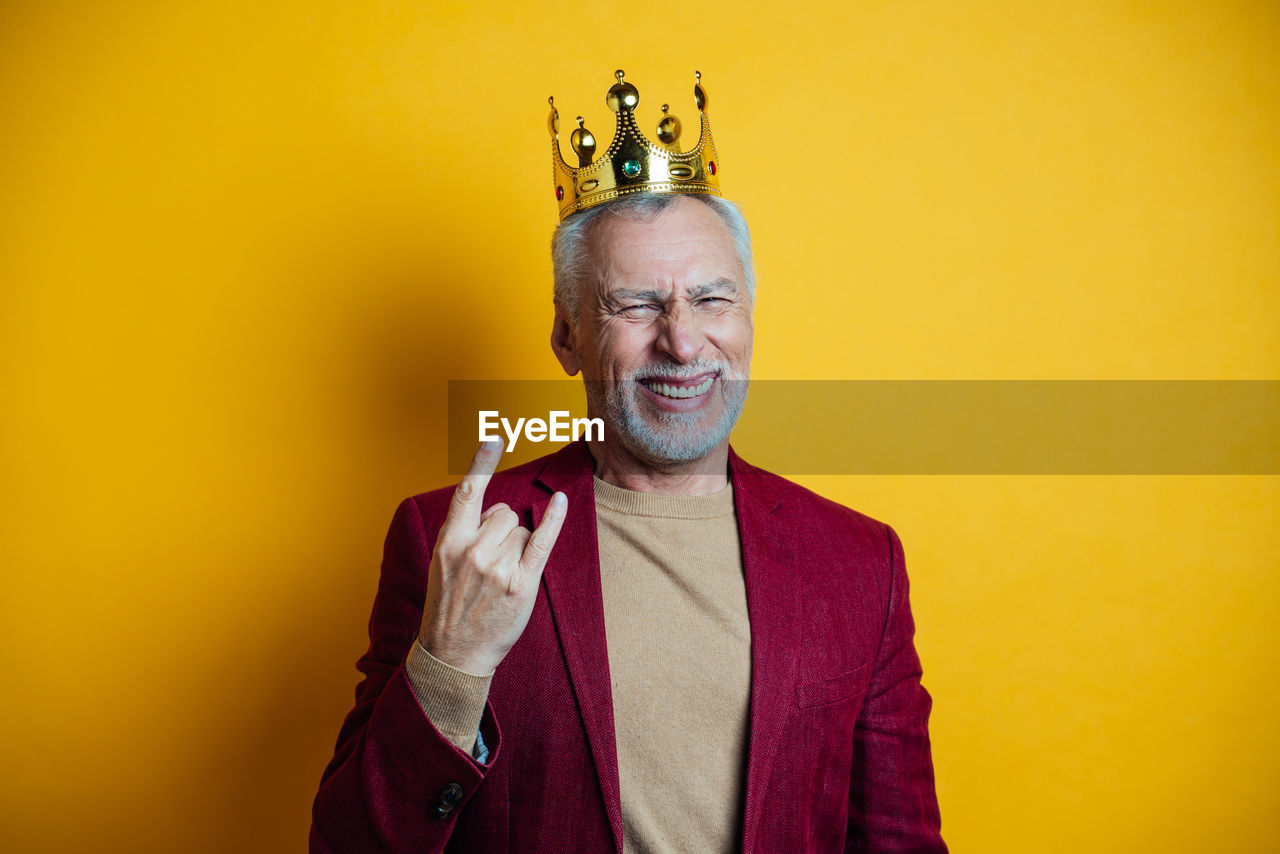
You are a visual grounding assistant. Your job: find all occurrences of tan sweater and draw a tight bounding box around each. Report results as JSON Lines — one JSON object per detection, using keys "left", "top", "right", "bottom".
{"left": 593, "top": 476, "right": 751, "bottom": 854}
{"left": 405, "top": 478, "right": 752, "bottom": 853}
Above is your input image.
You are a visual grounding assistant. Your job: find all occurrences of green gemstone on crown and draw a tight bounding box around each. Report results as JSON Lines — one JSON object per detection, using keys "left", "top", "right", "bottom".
{"left": 621, "top": 159, "right": 641, "bottom": 178}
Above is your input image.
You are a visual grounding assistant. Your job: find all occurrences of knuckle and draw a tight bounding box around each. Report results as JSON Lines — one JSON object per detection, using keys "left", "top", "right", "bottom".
{"left": 469, "top": 549, "right": 492, "bottom": 573}
{"left": 481, "top": 562, "right": 510, "bottom": 587}
{"left": 524, "top": 536, "right": 548, "bottom": 560}
{"left": 483, "top": 509, "right": 519, "bottom": 538}
{"left": 436, "top": 536, "right": 461, "bottom": 562}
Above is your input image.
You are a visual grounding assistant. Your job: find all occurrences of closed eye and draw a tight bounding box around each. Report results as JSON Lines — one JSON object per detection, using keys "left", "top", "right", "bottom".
{"left": 617, "top": 303, "right": 661, "bottom": 317}
{"left": 695, "top": 296, "right": 733, "bottom": 310}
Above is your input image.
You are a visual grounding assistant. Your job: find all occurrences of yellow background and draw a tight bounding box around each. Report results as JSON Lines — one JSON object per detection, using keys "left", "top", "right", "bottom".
{"left": 2, "top": 1, "right": 1276, "bottom": 851}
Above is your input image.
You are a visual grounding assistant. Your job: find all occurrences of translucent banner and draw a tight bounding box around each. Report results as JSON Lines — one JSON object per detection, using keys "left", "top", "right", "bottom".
{"left": 447, "top": 380, "right": 1279, "bottom": 475}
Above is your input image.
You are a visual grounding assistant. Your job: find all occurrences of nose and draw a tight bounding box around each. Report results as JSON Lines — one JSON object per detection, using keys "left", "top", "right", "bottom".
{"left": 655, "top": 302, "right": 704, "bottom": 364}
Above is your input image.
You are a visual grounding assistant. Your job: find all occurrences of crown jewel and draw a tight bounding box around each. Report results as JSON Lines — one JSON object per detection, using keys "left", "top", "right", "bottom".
{"left": 548, "top": 70, "right": 722, "bottom": 221}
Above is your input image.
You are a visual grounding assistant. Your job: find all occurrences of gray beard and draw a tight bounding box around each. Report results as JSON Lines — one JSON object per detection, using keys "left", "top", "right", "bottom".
{"left": 585, "top": 370, "right": 749, "bottom": 466}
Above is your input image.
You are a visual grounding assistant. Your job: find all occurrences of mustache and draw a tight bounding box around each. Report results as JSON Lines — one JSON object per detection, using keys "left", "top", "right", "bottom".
{"left": 626, "top": 359, "right": 728, "bottom": 382}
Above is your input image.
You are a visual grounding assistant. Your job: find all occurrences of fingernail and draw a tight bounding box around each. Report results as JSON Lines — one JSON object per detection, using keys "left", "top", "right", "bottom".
{"left": 485, "top": 438, "right": 501, "bottom": 452}
{"left": 552, "top": 492, "right": 566, "bottom": 509}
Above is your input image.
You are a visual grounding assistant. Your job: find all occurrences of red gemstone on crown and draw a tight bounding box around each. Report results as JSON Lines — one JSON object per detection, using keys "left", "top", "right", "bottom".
{"left": 708, "top": 161, "right": 717, "bottom": 175}
{"left": 556, "top": 185, "right": 564, "bottom": 200}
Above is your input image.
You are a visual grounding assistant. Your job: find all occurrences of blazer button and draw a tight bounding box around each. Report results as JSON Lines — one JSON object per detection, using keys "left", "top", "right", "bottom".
{"left": 430, "top": 782, "right": 465, "bottom": 819}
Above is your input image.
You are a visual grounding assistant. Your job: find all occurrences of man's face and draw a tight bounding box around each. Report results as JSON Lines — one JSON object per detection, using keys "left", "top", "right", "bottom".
{"left": 553, "top": 197, "right": 753, "bottom": 466}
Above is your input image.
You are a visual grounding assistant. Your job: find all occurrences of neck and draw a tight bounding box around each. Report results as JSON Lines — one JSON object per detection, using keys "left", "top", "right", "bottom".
{"left": 587, "top": 438, "right": 730, "bottom": 495}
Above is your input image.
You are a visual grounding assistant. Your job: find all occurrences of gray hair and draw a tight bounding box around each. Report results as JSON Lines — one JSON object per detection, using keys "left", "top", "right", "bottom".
{"left": 550, "top": 193, "right": 755, "bottom": 325}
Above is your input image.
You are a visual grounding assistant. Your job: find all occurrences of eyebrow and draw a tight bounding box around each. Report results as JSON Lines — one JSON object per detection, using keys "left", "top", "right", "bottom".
{"left": 687, "top": 277, "right": 738, "bottom": 299}
{"left": 609, "top": 278, "right": 739, "bottom": 303}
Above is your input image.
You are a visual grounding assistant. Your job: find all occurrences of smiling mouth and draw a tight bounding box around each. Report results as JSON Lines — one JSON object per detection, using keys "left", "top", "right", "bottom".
{"left": 638, "top": 375, "right": 716, "bottom": 399}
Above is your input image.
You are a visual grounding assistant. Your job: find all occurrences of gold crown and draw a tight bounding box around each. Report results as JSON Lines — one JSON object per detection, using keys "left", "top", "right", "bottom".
{"left": 548, "top": 70, "right": 722, "bottom": 221}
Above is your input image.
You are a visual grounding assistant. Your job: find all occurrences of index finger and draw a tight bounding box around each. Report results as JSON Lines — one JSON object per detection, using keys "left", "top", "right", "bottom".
{"left": 445, "top": 439, "right": 503, "bottom": 531}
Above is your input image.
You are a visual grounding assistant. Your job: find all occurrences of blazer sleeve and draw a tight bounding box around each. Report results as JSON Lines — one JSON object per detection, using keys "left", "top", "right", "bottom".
{"left": 846, "top": 525, "right": 947, "bottom": 853}
{"left": 310, "top": 495, "right": 503, "bottom": 854}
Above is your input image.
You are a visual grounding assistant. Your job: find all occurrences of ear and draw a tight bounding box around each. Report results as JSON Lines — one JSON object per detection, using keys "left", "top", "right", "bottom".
{"left": 550, "top": 305, "right": 582, "bottom": 377}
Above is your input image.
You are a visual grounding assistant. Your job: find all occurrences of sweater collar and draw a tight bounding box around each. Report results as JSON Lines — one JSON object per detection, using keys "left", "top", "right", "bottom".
{"left": 533, "top": 438, "right": 784, "bottom": 515}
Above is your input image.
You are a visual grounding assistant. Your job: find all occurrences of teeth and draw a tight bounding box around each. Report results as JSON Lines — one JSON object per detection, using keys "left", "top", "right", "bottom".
{"left": 648, "top": 377, "right": 714, "bottom": 399}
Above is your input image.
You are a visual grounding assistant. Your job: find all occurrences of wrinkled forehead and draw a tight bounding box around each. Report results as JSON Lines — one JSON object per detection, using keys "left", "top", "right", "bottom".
{"left": 586, "top": 206, "right": 745, "bottom": 298}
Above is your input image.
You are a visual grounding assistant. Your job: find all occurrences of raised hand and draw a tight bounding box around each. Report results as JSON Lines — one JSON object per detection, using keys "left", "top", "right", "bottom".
{"left": 417, "top": 440, "right": 568, "bottom": 675}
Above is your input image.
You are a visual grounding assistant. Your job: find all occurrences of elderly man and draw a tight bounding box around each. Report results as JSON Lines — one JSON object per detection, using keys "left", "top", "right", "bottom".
{"left": 311, "top": 71, "right": 945, "bottom": 853}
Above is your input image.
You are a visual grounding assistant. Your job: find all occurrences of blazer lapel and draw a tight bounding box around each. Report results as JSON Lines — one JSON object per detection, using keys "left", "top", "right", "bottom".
{"left": 730, "top": 447, "right": 800, "bottom": 854}
{"left": 532, "top": 442, "right": 624, "bottom": 853}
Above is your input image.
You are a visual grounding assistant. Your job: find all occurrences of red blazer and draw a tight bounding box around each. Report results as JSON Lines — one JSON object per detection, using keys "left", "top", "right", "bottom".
{"left": 311, "top": 441, "right": 946, "bottom": 853}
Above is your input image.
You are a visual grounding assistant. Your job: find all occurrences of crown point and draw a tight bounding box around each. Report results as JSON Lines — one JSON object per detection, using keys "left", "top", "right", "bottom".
{"left": 570, "top": 118, "right": 596, "bottom": 167}
{"left": 547, "top": 97, "right": 559, "bottom": 137}
{"left": 694, "top": 74, "right": 707, "bottom": 111}
{"left": 606, "top": 74, "right": 640, "bottom": 112}
{"left": 616, "top": 69, "right": 625, "bottom": 80}
{"left": 657, "top": 108, "right": 682, "bottom": 148}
